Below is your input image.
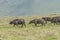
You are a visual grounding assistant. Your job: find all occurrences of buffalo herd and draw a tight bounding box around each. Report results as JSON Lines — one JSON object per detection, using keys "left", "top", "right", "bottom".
{"left": 9, "top": 16, "right": 60, "bottom": 27}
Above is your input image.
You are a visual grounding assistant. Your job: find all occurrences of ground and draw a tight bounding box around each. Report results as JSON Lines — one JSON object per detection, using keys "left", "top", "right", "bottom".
{"left": 0, "top": 15, "right": 60, "bottom": 40}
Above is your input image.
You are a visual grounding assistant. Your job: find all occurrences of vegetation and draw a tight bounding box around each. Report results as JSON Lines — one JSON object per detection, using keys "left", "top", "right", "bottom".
{"left": 0, "top": 15, "right": 60, "bottom": 40}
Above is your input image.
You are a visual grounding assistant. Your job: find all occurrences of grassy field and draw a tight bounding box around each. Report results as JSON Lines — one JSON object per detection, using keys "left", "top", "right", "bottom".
{"left": 0, "top": 15, "right": 60, "bottom": 40}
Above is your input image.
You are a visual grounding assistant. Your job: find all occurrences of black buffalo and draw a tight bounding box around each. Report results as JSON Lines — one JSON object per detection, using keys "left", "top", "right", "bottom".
{"left": 9, "top": 19, "right": 26, "bottom": 27}
{"left": 29, "top": 19, "right": 45, "bottom": 26}
{"left": 42, "top": 17, "right": 52, "bottom": 23}
{"left": 50, "top": 16, "right": 60, "bottom": 24}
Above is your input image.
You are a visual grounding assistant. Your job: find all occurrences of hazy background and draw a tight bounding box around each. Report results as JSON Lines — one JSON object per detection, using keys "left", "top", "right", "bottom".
{"left": 0, "top": 0, "right": 60, "bottom": 16}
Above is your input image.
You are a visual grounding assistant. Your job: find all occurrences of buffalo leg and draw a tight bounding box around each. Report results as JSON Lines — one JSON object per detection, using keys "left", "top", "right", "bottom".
{"left": 35, "top": 23, "right": 37, "bottom": 26}
{"left": 21, "top": 24, "right": 23, "bottom": 28}
{"left": 13, "top": 24, "right": 15, "bottom": 27}
{"left": 24, "top": 24, "right": 26, "bottom": 27}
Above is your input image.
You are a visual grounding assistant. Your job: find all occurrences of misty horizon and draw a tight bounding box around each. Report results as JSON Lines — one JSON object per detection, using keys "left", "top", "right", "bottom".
{"left": 0, "top": 0, "right": 60, "bottom": 16}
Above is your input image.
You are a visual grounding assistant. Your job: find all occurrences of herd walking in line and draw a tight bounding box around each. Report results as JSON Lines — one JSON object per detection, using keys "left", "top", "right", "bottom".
{"left": 9, "top": 16, "right": 60, "bottom": 27}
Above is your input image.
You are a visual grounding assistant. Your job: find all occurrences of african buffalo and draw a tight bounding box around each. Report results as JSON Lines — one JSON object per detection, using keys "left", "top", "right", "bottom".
{"left": 29, "top": 19, "right": 45, "bottom": 26}
{"left": 42, "top": 17, "right": 52, "bottom": 23}
{"left": 50, "top": 16, "right": 60, "bottom": 24}
{"left": 9, "top": 19, "right": 26, "bottom": 27}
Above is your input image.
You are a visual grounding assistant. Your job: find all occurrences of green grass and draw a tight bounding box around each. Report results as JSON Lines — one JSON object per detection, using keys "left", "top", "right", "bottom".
{"left": 0, "top": 16, "right": 60, "bottom": 40}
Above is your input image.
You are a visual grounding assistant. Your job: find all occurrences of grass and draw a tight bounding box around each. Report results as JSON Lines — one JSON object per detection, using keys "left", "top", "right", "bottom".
{"left": 0, "top": 15, "right": 60, "bottom": 40}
